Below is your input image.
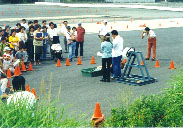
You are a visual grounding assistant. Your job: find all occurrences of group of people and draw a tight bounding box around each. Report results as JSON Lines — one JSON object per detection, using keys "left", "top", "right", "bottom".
{"left": 99, "top": 20, "right": 157, "bottom": 82}
{"left": 0, "top": 19, "right": 86, "bottom": 97}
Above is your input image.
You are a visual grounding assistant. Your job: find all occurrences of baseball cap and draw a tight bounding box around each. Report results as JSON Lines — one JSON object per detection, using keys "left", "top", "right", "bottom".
{"left": 78, "top": 23, "right": 82, "bottom": 26}
{"left": 103, "top": 20, "right": 108, "bottom": 23}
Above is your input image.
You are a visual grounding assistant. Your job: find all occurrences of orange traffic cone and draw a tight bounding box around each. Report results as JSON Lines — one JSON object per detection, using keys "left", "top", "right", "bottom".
{"left": 7, "top": 79, "right": 12, "bottom": 88}
{"left": 7, "top": 68, "right": 12, "bottom": 78}
{"left": 154, "top": 59, "right": 160, "bottom": 68}
{"left": 141, "top": 60, "right": 144, "bottom": 66}
{"left": 17, "top": 66, "right": 22, "bottom": 75}
{"left": 21, "top": 62, "right": 27, "bottom": 72}
{"left": 91, "top": 102, "right": 105, "bottom": 127}
{"left": 77, "top": 57, "right": 82, "bottom": 65}
{"left": 91, "top": 56, "right": 96, "bottom": 64}
{"left": 14, "top": 67, "right": 19, "bottom": 76}
{"left": 123, "top": 59, "right": 127, "bottom": 63}
{"left": 32, "top": 88, "right": 38, "bottom": 100}
{"left": 65, "top": 58, "right": 71, "bottom": 66}
{"left": 28, "top": 62, "right": 34, "bottom": 71}
{"left": 169, "top": 60, "right": 176, "bottom": 69}
{"left": 56, "top": 59, "right": 61, "bottom": 67}
{"left": 26, "top": 84, "right": 31, "bottom": 92}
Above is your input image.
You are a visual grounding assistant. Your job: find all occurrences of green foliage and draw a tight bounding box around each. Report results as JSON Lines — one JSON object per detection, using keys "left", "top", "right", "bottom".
{"left": 106, "top": 69, "right": 183, "bottom": 127}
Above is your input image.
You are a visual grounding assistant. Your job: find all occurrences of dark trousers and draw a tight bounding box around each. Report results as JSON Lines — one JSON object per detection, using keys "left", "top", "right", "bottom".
{"left": 64, "top": 36, "right": 68, "bottom": 52}
{"left": 35, "top": 46, "right": 42, "bottom": 62}
{"left": 75, "top": 41, "right": 84, "bottom": 57}
{"left": 27, "top": 45, "right": 34, "bottom": 62}
{"left": 112, "top": 55, "right": 122, "bottom": 78}
{"left": 102, "top": 57, "right": 112, "bottom": 81}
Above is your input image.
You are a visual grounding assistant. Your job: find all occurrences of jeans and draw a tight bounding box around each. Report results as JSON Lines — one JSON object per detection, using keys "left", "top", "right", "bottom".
{"left": 112, "top": 55, "right": 122, "bottom": 78}
{"left": 68, "top": 42, "right": 76, "bottom": 60}
{"left": 75, "top": 41, "right": 84, "bottom": 57}
{"left": 64, "top": 36, "right": 68, "bottom": 52}
{"left": 102, "top": 57, "right": 112, "bottom": 81}
{"left": 41, "top": 40, "right": 48, "bottom": 59}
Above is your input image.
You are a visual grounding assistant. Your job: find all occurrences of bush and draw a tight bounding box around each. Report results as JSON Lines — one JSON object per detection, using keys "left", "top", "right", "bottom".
{"left": 106, "top": 69, "right": 183, "bottom": 127}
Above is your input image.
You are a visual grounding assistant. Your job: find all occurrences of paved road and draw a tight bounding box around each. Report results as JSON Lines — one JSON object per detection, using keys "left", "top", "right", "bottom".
{"left": 1, "top": 4, "right": 183, "bottom": 120}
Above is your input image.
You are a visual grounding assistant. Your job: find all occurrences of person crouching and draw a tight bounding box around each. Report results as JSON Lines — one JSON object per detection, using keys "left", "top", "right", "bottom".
{"left": 100, "top": 33, "right": 113, "bottom": 82}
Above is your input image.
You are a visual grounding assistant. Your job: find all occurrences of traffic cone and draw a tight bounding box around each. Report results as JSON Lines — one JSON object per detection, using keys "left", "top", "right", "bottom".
{"left": 91, "top": 102, "right": 105, "bottom": 127}
{"left": 127, "top": 25, "right": 128, "bottom": 29}
{"left": 56, "top": 59, "right": 61, "bottom": 67}
{"left": 123, "top": 58, "right": 127, "bottom": 63}
{"left": 169, "top": 60, "right": 176, "bottom": 69}
{"left": 7, "top": 79, "right": 12, "bottom": 88}
{"left": 16, "top": 11, "right": 18, "bottom": 14}
{"left": 77, "top": 56, "right": 82, "bottom": 65}
{"left": 32, "top": 88, "right": 38, "bottom": 100}
{"left": 17, "top": 66, "right": 22, "bottom": 75}
{"left": 90, "top": 56, "right": 96, "bottom": 64}
{"left": 7, "top": 68, "right": 12, "bottom": 78}
{"left": 26, "top": 84, "right": 31, "bottom": 92}
{"left": 65, "top": 58, "right": 71, "bottom": 66}
{"left": 28, "top": 62, "right": 34, "bottom": 71}
{"left": 154, "top": 59, "right": 160, "bottom": 68}
{"left": 14, "top": 67, "right": 19, "bottom": 76}
{"left": 21, "top": 62, "right": 27, "bottom": 72}
{"left": 141, "top": 60, "right": 144, "bottom": 66}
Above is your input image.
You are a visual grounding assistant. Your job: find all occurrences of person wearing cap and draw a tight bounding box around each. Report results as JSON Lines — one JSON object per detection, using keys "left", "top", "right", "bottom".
{"left": 111, "top": 30, "right": 123, "bottom": 79}
{"left": 65, "top": 26, "right": 77, "bottom": 62}
{"left": 47, "top": 22, "right": 61, "bottom": 58}
{"left": 100, "top": 33, "right": 113, "bottom": 82}
{"left": 98, "top": 20, "right": 109, "bottom": 43}
{"left": 9, "top": 29, "right": 19, "bottom": 56}
{"left": 3, "top": 47, "right": 15, "bottom": 73}
{"left": 61, "top": 21, "right": 69, "bottom": 53}
{"left": 16, "top": 26, "right": 27, "bottom": 48}
{"left": 33, "top": 25, "right": 43, "bottom": 65}
{"left": 75, "top": 23, "right": 85, "bottom": 58}
{"left": 142, "top": 27, "right": 157, "bottom": 61}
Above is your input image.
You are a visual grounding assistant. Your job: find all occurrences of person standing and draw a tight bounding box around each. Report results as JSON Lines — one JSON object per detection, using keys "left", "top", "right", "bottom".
{"left": 16, "top": 26, "right": 27, "bottom": 48}
{"left": 65, "top": 26, "right": 77, "bottom": 62}
{"left": 100, "top": 33, "right": 113, "bottom": 82}
{"left": 142, "top": 27, "right": 157, "bottom": 61}
{"left": 75, "top": 23, "right": 85, "bottom": 58}
{"left": 111, "top": 30, "right": 123, "bottom": 79}
{"left": 33, "top": 25, "right": 43, "bottom": 65}
{"left": 61, "top": 21, "right": 68, "bottom": 53}
{"left": 26, "top": 26, "right": 34, "bottom": 62}
{"left": 41, "top": 26, "right": 49, "bottom": 60}
{"left": 98, "top": 20, "right": 109, "bottom": 43}
{"left": 21, "top": 19, "right": 29, "bottom": 33}
{"left": 47, "top": 22, "right": 60, "bottom": 58}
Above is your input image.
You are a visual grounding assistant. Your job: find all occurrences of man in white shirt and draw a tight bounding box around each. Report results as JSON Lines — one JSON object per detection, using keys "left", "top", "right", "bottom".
{"left": 47, "top": 22, "right": 61, "bottom": 58}
{"left": 111, "top": 30, "right": 123, "bottom": 79}
{"left": 142, "top": 27, "right": 157, "bottom": 61}
{"left": 99, "top": 20, "right": 109, "bottom": 42}
{"left": 21, "top": 19, "right": 29, "bottom": 33}
{"left": 61, "top": 21, "right": 68, "bottom": 53}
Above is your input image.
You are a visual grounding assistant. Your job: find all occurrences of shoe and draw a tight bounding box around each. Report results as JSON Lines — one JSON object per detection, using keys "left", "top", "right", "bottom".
{"left": 152, "top": 58, "right": 156, "bottom": 61}
{"left": 100, "top": 78, "right": 106, "bottom": 82}
{"left": 145, "top": 58, "right": 149, "bottom": 60}
{"left": 111, "top": 76, "right": 117, "bottom": 80}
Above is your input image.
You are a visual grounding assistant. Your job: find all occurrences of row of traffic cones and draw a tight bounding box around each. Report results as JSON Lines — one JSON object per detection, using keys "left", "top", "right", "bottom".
{"left": 6, "top": 62, "right": 34, "bottom": 79}
{"left": 56, "top": 56, "right": 96, "bottom": 67}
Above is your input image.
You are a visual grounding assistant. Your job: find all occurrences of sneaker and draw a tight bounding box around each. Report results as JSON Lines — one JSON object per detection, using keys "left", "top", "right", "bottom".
{"left": 152, "top": 58, "right": 156, "bottom": 61}
{"left": 145, "top": 58, "right": 149, "bottom": 60}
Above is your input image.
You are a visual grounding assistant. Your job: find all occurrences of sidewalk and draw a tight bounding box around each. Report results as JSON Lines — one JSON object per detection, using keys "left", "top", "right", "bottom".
{"left": 35, "top": 2, "right": 183, "bottom": 12}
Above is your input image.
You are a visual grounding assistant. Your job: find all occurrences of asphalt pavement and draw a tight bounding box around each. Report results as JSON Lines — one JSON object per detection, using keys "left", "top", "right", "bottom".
{"left": 1, "top": 4, "right": 183, "bottom": 121}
